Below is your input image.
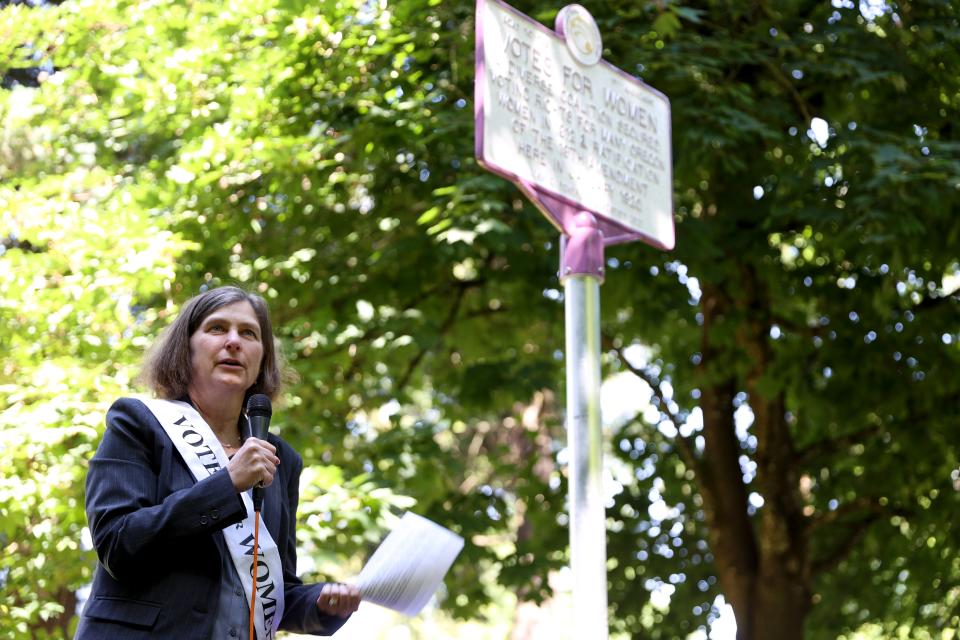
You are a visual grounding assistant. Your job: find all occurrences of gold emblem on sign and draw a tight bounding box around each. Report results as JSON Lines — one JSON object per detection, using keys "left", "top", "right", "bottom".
{"left": 569, "top": 16, "right": 595, "bottom": 54}
{"left": 557, "top": 5, "right": 602, "bottom": 66}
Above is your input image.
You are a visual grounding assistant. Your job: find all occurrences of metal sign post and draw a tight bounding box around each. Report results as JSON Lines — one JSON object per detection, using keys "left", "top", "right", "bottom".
{"left": 475, "top": 1, "right": 674, "bottom": 634}
{"left": 561, "top": 213, "right": 607, "bottom": 638}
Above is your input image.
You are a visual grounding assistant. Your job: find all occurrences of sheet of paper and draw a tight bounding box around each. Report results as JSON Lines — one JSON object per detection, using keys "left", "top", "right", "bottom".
{"left": 355, "top": 512, "right": 465, "bottom": 616}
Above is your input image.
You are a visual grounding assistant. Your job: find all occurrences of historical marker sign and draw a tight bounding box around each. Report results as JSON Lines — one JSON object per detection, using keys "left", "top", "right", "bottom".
{"left": 475, "top": 0, "right": 674, "bottom": 249}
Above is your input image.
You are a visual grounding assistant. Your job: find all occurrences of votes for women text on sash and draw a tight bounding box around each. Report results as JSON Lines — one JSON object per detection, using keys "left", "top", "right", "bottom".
{"left": 143, "top": 399, "right": 285, "bottom": 640}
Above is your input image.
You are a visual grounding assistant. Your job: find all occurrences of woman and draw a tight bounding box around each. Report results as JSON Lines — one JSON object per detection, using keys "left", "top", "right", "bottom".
{"left": 76, "top": 286, "right": 360, "bottom": 639}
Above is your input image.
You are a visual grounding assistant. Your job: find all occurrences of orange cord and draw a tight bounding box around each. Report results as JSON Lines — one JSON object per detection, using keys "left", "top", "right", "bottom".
{"left": 249, "top": 510, "right": 260, "bottom": 640}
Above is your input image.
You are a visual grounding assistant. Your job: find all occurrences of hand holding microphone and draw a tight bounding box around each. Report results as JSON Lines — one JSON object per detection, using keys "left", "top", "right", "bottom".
{"left": 246, "top": 394, "right": 273, "bottom": 512}
{"left": 226, "top": 394, "right": 279, "bottom": 510}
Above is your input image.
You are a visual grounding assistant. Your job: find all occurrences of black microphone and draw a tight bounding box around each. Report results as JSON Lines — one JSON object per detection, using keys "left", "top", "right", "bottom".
{"left": 246, "top": 393, "right": 272, "bottom": 512}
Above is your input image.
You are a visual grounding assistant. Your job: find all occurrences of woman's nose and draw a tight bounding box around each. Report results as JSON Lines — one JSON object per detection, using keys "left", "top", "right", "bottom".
{"left": 224, "top": 329, "right": 242, "bottom": 349}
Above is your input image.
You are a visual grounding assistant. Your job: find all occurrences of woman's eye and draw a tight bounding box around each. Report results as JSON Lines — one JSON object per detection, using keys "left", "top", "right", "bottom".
{"left": 243, "top": 329, "right": 259, "bottom": 338}
{"left": 209, "top": 324, "right": 225, "bottom": 332}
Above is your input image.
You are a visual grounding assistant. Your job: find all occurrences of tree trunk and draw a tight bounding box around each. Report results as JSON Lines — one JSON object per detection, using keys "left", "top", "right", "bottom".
{"left": 750, "top": 391, "right": 810, "bottom": 640}
{"left": 699, "top": 377, "right": 759, "bottom": 639}
{"left": 697, "top": 283, "right": 811, "bottom": 640}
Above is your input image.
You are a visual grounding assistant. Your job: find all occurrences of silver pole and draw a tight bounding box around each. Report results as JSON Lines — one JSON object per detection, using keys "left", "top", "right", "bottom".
{"left": 564, "top": 273, "right": 608, "bottom": 639}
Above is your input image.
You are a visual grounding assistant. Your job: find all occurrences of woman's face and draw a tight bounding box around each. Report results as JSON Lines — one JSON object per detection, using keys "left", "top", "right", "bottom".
{"left": 188, "top": 300, "right": 264, "bottom": 397}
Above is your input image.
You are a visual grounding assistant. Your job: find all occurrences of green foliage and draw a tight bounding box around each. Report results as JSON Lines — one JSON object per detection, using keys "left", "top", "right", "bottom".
{"left": 0, "top": 124, "right": 190, "bottom": 637}
{"left": 2, "top": 0, "right": 960, "bottom": 638}
{"left": 596, "top": 0, "right": 960, "bottom": 636}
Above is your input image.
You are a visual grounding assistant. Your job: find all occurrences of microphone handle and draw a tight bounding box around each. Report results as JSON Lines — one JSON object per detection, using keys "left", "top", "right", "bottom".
{"left": 249, "top": 415, "right": 270, "bottom": 512}
{"left": 253, "top": 484, "right": 265, "bottom": 512}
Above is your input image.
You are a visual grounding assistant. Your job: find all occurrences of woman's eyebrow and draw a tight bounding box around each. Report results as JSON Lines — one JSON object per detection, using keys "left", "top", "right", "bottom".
{"left": 201, "top": 314, "right": 257, "bottom": 329}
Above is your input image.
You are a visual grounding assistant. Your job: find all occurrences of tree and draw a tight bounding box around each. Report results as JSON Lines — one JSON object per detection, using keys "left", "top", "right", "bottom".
{"left": 1, "top": 0, "right": 414, "bottom": 636}
{"left": 0, "top": 108, "right": 190, "bottom": 638}
{"left": 2, "top": 0, "right": 959, "bottom": 638}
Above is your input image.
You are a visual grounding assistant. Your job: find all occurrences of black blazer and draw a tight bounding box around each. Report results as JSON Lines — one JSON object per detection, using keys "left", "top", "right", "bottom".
{"left": 75, "top": 397, "right": 349, "bottom": 639}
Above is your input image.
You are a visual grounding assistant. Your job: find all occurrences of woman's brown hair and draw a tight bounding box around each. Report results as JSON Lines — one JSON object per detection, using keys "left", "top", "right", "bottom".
{"left": 140, "top": 286, "right": 285, "bottom": 401}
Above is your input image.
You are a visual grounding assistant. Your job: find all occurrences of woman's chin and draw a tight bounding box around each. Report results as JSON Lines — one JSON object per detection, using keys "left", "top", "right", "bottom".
{"left": 204, "top": 374, "right": 253, "bottom": 393}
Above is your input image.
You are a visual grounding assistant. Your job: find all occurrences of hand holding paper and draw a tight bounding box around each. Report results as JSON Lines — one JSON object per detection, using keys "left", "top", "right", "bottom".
{"left": 355, "top": 512, "right": 465, "bottom": 616}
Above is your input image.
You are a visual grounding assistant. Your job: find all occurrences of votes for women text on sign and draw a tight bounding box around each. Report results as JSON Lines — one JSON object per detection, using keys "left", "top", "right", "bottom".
{"left": 475, "top": 0, "right": 674, "bottom": 249}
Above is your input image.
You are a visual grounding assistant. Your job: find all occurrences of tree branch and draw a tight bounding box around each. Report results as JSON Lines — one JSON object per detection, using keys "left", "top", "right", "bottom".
{"left": 2, "top": 235, "right": 45, "bottom": 254}
{"left": 805, "top": 496, "right": 880, "bottom": 533}
{"left": 603, "top": 335, "right": 702, "bottom": 477}
{"left": 315, "top": 277, "right": 486, "bottom": 360}
{"left": 810, "top": 513, "right": 881, "bottom": 576}
{"left": 759, "top": 58, "right": 813, "bottom": 124}
{"left": 395, "top": 279, "right": 470, "bottom": 391}
{"left": 798, "top": 425, "right": 883, "bottom": 464}
{"left": 808, "top": 497, "right": 912, "bottom": 574}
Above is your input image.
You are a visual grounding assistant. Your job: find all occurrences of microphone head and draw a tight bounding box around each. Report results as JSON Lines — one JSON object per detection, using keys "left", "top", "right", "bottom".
{"left": 246, "top": 393, "right": 272, "bottom": 419}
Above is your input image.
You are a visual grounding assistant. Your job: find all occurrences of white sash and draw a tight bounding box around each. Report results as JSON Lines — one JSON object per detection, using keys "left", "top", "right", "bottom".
{"left": 143, "top": 399, "right": 285, "bottom": 640}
